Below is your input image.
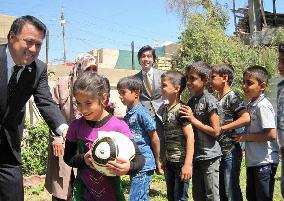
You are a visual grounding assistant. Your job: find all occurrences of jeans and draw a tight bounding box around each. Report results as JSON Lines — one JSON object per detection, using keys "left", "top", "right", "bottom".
{"left": 192, "top": 157, "right": 221, "bottom": 201}
{"left": 281, "top": 147, "right": 284, "bottom": 198}
{"left": 129, "top": 170, "right": 154, "bottom": 201}
{"left": 219, "top": 144, "right": 243, "bottom": 201}
{"left": 246, "top": 163, "right": 278, "bottom": 201}
{"left": 165, "top": 161, "right": 190, "bottom": 201}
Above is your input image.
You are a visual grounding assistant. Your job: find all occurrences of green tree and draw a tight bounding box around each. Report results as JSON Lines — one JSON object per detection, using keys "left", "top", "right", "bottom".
{"left": 171, "top": 3, "right": 278, "bottom": 95}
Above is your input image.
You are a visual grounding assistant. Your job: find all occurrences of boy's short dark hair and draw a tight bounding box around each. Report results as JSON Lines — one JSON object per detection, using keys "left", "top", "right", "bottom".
{"left": 137, "top": 45, "right": 156, "bottom": 64}
{"left": 117, "top": 76, "right": 142, "bottom": 92}
{"left": 279, "top": 43, "right": 284, "bottom": 53}
{"left": 185, "top": 61, "right": 211, "bottom": 80}
{"left": 212, "top": 64, "right": 234, "bottom": 86}
{"left": 244, "top": 65, "right": 269, "bottom": 84}
{"left": 161, "top": 70, "right": 186, "bottom": 93}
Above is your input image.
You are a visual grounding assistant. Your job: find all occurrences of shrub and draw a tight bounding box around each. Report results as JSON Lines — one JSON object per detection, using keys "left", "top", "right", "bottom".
{"left": 22, "top": 121, "right": 49, "bottom": 176}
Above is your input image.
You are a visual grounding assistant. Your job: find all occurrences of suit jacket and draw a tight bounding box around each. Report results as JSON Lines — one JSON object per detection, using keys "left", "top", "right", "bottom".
{"left": 0, "top": 44, "right": 67, "bottom": 163}
{"left": 133, "top": 68, "right": 164, "bottom": 120}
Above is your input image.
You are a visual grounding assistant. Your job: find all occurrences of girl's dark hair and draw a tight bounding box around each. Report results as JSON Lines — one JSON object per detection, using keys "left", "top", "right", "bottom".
{"left": 8, "top": 15, "right": 46, "bottom": 39}
{"left": 137, "top": 45, "right": 156, "bottom": 64}
{"left": 185, "top": 61, "right": 211, "bottom": 80}
{"left": 117, "top": 76, "right": 142, "bottom": 92}
{"left": 243, "top": 65, "right": 269, "bottom": 84}
{"left": 161, "top": 70, "right": 186, "bottom": 93}
{"left": 73, "top": 71, "right": 105, "bottom": 100}
{"left": 102, "top": 76, "right": 110, "bottom": 96}
{"left": 212, "top": 64, "right": 234, "bottom": 86}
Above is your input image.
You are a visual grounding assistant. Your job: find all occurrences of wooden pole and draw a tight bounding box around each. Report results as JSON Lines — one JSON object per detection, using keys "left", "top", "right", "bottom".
{"left": 131, "top": 41, "right": 135, "bottom": 70}
{"left": 61, "top": 7, "right": 66, "bottom": 65}
{"left": 232, "top": 0, "right": 237, "bottom": 34}
{"left": 45, "top": 29, "right": 49, "bottom": 64}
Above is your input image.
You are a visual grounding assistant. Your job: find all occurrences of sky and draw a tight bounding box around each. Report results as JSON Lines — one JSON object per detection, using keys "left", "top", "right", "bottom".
{"left": 0, "top": 0, "right": 283, "bottom": 64}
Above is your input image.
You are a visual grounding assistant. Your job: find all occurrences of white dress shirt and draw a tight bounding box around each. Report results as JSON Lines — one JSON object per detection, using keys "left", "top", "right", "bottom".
{"left": 6, "top": 46, "right": 25, "bottom": 82}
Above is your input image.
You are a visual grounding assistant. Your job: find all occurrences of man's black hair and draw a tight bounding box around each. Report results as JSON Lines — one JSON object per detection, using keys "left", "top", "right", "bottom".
{"left": 8, "top": 15, "right": 47, "bottom": 39}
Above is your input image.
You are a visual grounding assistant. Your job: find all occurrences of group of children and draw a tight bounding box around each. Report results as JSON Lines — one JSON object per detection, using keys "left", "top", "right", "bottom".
{"left": 62, "top": 47, "right": 282, "bottom": 201}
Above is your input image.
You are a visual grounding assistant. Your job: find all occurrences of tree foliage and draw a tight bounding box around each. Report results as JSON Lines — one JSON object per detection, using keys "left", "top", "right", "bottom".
{"left": 167, "top": 0, "right": 229, "bottom": 28}
{"left": 171, "top": 3, "right": 278, "bottom": 95}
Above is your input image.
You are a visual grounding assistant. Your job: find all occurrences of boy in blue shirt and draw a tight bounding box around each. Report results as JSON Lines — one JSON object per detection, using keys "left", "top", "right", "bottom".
{"left": 180, "top": 61, "right": 222, "bottom": 201}
{"left": 160, "top": 70, "right": 194, "bottom": 201}
{"left": 210, "top": 64, "right": 250, "bottom": 201}
{"left": 117, "top": 76, "right": 163, "bottom": 201}
{"left": 233, "top": 65, "right": 279, "bottom": 201}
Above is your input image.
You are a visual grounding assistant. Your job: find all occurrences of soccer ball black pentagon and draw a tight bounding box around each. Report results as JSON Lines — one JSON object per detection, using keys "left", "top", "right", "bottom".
{"left": 90, "top": 131, "right": 135, "bottom": 176}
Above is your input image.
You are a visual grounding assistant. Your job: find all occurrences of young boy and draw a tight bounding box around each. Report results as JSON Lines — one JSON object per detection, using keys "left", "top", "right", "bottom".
{"left": 210, "top": 64, "right": 250, "bottom": 201}
{"left": 233, "top": 65, "right": 279, "bottom": 201}
{"left": 278, "top": 43, "right": 284, "bottom": 198}
{"left": 117, "top": 76, "right": 163, "bottom": 201}
{"left": 160, "top": 70, "right": 194, "bottom": 201}
{"left": 180, "top": 61, "right": 222, "bottom": 201}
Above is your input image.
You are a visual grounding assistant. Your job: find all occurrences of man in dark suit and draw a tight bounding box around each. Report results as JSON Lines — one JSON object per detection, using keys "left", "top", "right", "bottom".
{"left": 0, "top": 15, "right": 68, "bottom": 201}
{"left": 133, "top": 45, "right": 165, "bottom": 164}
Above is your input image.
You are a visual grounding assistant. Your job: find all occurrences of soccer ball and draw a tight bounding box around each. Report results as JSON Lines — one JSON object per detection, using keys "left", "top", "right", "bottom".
{"left": 90, "top": 131, "right": 135, "bottom": 176}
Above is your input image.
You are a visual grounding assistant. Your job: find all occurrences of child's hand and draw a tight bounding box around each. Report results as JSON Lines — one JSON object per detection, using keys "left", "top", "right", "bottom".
{"left": 180, "top": 164, "right": 192, "bottom": 181}
{"left": 156, "top": 167, "right": 164, "bottom": 175}
{"left": 232, "top": 134, "right": 243, "bottom": 143}
{"left": 84, "top": 150, "right": 93, "bottom": 167}
{"left": 179, "top": 105, "right": 194, "bottom": 122}
{"left": 107, "top": 157, "right": 130, "bottom": 176}
{"left": 155, "top": 161, "right": 164, "bottom": 175}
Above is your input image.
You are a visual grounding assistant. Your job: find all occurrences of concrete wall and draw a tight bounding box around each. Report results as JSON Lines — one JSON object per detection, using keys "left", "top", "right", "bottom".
{"left": 97, "top": 48, "right": 119, "bottom": 69}
{"left": 0, "top": 15, "right": 16, "bottom": 44}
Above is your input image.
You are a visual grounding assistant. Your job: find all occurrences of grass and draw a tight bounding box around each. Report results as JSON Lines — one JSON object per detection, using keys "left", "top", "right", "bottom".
{"left": 25, "top": 159, "right": 283, "bottom": 201}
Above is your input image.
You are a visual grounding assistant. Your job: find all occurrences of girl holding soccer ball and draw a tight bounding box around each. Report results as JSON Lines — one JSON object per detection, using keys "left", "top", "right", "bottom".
{"left": 64, "top": 71, "right": 144, "bottom": 201}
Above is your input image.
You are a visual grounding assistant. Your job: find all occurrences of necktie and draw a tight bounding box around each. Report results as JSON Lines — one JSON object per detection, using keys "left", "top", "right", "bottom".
{"left": 145, "top": 73, "right": 153, "bottom": 97}
{"left": 8, "top": 65, "right": 22, "bottom": 99}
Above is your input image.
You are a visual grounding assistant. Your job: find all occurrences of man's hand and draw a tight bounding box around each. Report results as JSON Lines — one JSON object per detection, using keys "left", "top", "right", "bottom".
{"left": 62, "top": 127, "right": 68, "bottom": 141}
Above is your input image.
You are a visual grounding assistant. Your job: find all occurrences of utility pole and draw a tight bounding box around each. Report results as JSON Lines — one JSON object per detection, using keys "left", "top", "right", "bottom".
{"left": 248, "top": 0, "right": 261, "bottom": 33}
{"left": 45, "top": 29, "right": 49, "bottom": 64}
{"left": 61, "top": 7, "right": 66, "bottom": 64}
{"left": 232, "top": 0, "right": 237, "bottom": 34}
{"left": 131, "top": 41, "right": 135, "bottom": 70}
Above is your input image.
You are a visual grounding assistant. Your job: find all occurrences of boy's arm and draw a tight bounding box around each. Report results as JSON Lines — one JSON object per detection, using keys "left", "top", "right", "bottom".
{"left": 221, "top": 109, "right": 251, "bottom": 132}
{"left": 180, "top": 123, "right": 194, "bottom": 181}
{"left": 180, "top": 105, "right": 220, "bottom": 138}
{"left": 149, "top": 131, "right": 163, "bottom": 174}
{"left": 233, "top": 128, "right": 276, "bottom": 142}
